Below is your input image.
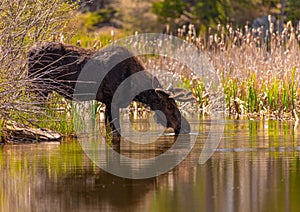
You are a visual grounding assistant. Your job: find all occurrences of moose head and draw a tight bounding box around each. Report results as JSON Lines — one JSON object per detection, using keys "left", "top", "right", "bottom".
{"left": 135, "top": 88, "right": 191, "bottom": 134}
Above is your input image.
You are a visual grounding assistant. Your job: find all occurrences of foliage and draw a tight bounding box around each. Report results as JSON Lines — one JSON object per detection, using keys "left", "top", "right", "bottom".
{"left": 80, "top": 7, "right": 116, "bottom": 31}
{"left": 151, "top": 0, "right": 300, "bottom": 33}
{"left": 152, "top": 0, "right": 185, "bottom": 23}
{"left": 285, "top": 0, "right": 300, "bottom": 23}
{"left": 0, "top": 0, "right": 78, "bottom": 135}
{"left": 191, "top": 0, "right": 228, "bottom": 32}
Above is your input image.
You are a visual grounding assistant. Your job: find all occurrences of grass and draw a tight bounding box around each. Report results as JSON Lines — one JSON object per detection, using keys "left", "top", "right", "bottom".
{"left": 37, "top": 93, "right": 75, "bottom": 135}
{"left": 222, "top": 67, "right": 298, "bottom": 119}
{"left": 176, "top": 20, "right": 300, "bottom": 120}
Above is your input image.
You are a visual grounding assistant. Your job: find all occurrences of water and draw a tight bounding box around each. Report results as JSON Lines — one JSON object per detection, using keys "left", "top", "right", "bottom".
{"left": 1, "top": 119, "right": 300, "bottom": 212}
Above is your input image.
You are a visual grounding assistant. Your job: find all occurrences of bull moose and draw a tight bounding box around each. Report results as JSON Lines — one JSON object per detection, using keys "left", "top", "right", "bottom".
{"left": 27, "top": 42, "right": 191, "bottom": 141}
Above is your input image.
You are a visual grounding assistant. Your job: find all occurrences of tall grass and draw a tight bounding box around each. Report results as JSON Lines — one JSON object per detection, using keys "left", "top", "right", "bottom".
{"left": 37, "top": 93, "right": 75, "bottom": 135}
{"left": 177, "top": 19, "right": 300, "bottom": 120}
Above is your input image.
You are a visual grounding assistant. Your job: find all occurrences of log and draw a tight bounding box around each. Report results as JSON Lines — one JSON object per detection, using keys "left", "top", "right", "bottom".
{"left": 3, "top": 121, "right": 61, "bottom": 143}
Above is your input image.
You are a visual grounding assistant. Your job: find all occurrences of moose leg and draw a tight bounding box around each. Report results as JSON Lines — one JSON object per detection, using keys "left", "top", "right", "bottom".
{"left": 105, "top": 104, "right": 121, "bottom": 144}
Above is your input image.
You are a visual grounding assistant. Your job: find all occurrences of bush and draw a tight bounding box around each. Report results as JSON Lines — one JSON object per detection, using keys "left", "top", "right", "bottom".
{"left": 0, "top": 0, "right": 78, "bottom": 134}
{"left": 80, "top": 8, "right": 116, "bottom": 31}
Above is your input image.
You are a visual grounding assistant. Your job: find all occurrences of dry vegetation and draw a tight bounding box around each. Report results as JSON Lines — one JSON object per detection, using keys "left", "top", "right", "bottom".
{"left": 0, "top": 0, "right": 78, "bottom": 139}
{"left": 177, "top": 18, "right": 300, "bottom": 120}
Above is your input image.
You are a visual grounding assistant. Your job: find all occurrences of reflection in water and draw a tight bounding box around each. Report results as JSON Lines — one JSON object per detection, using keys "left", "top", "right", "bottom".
{"left": 0, "top": 120, "right": 300, "bottom": 212}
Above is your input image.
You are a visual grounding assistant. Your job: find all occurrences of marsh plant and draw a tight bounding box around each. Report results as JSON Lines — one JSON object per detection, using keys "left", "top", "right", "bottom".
{"left": 176, "top": 18, "right": 300, "bottom": 120}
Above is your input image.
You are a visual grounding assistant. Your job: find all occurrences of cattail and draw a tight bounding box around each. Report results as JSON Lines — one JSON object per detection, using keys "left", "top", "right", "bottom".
{"left": 160, "top": 19, "right": 300, "bottom": 118}
{"left": 217, "top": 23, "right": 221, "bottom": 32}
{"left": 182, "top": 25, "right": 186, "bottom": 34}
{"left": 214, "top": 33, "right": 219, "bottom": 44}
{"left": 111, "top": 30, "right": 115, "bottom": 41}
{"left": 270, "top": 23, "right": 274, "bottom": 34}
{"left": 177, "top": 28, "right": 182, "bottom": 37}
{"left": 209, "top": 35, "right": 214, "bottom": 46}
{"left": 268, "top": 15, "right": 272, "bottom": 24}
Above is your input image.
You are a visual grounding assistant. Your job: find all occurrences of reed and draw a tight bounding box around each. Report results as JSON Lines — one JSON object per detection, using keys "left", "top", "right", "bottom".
{"left": 37, "top": 93, "right": 75, "bottom": 135}
{"left": 176, "top": 19, "right": 300, "bottom": 120}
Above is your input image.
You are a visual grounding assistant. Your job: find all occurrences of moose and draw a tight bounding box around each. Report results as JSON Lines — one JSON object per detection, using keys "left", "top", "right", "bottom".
{"left": 27, "top": 42, "right": 191, "bottom": 141}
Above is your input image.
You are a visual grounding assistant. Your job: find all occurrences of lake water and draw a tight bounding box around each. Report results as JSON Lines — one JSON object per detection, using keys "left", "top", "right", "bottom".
{"left": 1, "top": 119, "right": 300, "bottom": 212}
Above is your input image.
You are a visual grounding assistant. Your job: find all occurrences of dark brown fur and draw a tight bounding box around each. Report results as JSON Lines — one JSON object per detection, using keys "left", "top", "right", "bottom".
{"left": 27, "top": 42, "right": 190, "bottom": 138}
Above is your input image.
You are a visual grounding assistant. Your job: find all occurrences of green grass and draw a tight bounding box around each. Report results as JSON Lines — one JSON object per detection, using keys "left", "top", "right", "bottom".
{"left": 36, "top": 93, "right": 74, "bottom": 135}
{"left": 176, "top": 20, "right": 300, "bottom": 120}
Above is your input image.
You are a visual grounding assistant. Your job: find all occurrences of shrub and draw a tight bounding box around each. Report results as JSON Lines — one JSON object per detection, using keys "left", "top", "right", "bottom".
{"left": 0, "top": 0, "right": 78, "bottom": 136}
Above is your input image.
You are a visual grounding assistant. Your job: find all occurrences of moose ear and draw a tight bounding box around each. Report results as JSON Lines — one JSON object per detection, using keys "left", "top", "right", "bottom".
{"left": 155, "top": 88, "right": 170, "bottom": 98}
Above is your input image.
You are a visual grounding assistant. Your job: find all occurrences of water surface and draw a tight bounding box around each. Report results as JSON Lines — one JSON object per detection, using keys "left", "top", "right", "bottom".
{"left": 1, "top": 119, "right": 300, "bottom": 212}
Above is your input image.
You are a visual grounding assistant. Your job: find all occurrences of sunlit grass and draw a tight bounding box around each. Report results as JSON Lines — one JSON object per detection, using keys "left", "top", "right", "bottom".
{"left": 37, "top": 93, "right": 75, "bottom": 135}
{"left": 176, "top": 19, "right": 299, "bottom": 120}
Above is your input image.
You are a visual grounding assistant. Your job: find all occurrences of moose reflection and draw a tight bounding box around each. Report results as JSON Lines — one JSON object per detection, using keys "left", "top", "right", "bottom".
{"left": 27, "top": 42, "right": 191, "bottom": 141}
